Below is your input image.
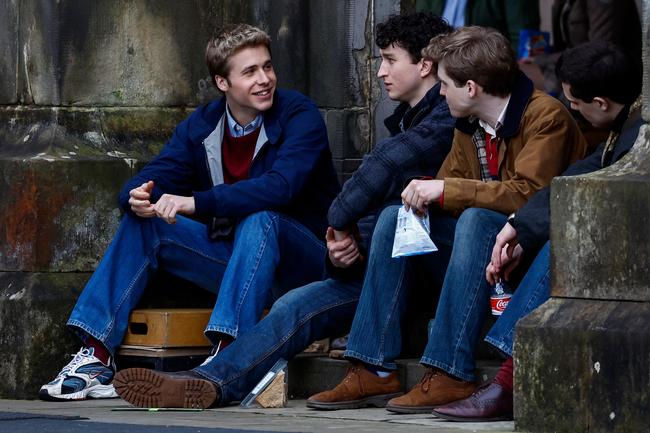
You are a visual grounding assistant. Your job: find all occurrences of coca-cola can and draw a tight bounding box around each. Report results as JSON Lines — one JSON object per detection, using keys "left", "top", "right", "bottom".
{"left": 490, "top": 293, "right": 512, "bottom": 316}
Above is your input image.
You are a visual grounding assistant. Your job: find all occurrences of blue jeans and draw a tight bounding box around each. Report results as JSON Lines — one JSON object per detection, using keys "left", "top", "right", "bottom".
{"left": 344, "top": 205, "right": 458, "bottom": 370}
{"left": 422, "top": 208, "right": 509, "bottom": 381}
{"left": 67, "top": 211, "right": 325, "bottom": 353}
{"left": 484, "top": 241, "right": 551, "bottom": 356}
{"left": 194, "top": 277, "right": 362, "bottom": 405}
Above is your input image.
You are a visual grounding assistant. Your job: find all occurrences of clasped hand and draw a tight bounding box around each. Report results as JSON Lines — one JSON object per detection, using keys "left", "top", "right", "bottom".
{"left": 128, "top": 181, "right": 195, "bottom": 224}
{"left": 326, "top": 227, "right": 361, "bottom": 268}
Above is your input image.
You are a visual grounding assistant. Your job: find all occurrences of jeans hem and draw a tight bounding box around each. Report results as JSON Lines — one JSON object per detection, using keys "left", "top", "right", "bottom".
{"left": 484, "top": 336, "right": 512, "bottom": 357}
{"left": 419, "top": 357, "right": 475, "bottom": 382}
{"left": 205, "top": 326, "right": 237, "bottom": 339}
{"left": 343, "top": 349, "right": 397, "bottom": 370}
{"left": 192, "top": 368, "right": 226, "bottom": 406}
{"left": 66, "top": 320, "right": 111, "bottom": 353}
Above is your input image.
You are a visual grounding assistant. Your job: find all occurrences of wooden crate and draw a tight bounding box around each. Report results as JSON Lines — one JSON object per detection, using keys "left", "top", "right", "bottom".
{"left": 122, "top": 308, "right": 212, "bottom": 348}
{"left": 116, "top": 345, "right": 212, "bottom": 371}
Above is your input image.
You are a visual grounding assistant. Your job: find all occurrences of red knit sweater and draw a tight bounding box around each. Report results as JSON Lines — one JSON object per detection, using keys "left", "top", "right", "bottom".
{"left": 222, "top": 126, "right": 261, "bottom": 184}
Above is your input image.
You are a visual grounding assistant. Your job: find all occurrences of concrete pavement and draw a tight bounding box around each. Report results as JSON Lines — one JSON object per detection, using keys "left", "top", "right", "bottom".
{"left": 0, "top": 398, "right": 515, "bottom": 433}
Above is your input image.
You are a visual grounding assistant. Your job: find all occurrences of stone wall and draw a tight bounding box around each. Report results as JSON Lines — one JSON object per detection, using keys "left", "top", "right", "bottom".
{"left": 0, "top": 0, "right": 401, "bottom": 398}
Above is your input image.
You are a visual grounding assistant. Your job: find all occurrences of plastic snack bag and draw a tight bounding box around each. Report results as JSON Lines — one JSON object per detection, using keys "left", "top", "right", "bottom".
{"left": 391, "top": 206, "right": 437, "bottom": 258}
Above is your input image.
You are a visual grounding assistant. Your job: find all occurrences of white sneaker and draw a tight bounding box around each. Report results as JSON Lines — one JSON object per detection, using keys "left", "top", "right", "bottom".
{"left": 39, "top": 347, "right": 118, "bottom": 401}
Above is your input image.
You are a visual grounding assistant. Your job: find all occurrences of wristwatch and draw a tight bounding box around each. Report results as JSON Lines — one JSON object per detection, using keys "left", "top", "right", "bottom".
{"left": 507, "top": 213, "right": 515, "bottom": 227}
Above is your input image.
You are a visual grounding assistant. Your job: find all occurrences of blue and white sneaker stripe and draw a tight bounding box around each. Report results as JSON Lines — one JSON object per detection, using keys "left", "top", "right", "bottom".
{"left": 39, "top": 347, "right": 118, "bottom": 401}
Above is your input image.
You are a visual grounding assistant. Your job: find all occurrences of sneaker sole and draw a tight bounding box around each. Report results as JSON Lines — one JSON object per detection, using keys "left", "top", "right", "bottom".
{"left": 113, "top": 368, "right": 216, "bottom": 409}
{"left": 306, "top": 392, "right": 403, "bottom": 410}
{"left": 38, "top": 384, "right": 118, "bottom": 402}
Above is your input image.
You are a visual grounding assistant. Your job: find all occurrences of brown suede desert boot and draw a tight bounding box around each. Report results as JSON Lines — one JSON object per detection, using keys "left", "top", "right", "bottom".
{"left": 386, "top": 368, "right": 475, "bottom": 414}
{"left": 306, "top": 364, "right": 403, "bottom": 410}
{"left": 114, "top": 368, "right": 218, "bottom": 409}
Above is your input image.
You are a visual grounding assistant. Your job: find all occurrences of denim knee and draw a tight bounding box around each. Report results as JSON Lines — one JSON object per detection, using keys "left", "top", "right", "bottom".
{"left": 234, "top": 211, "right": 279, "bottom": 235}
{"left": 454, "top": 208, "right": 505, "bottom": 238}
{"left": 370, "top": 205, "right": 400, "bottom": 244}
{"left": 239, "top": 211, "right": 278, "bottom": 227}
{"left": 456, "top": 207, "right": 503, "bottom": 228}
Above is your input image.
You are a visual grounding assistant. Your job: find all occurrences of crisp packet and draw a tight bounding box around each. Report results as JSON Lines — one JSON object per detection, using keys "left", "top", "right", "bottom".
{"left": 391, "top": 206, "right": 437, "bottom": 258}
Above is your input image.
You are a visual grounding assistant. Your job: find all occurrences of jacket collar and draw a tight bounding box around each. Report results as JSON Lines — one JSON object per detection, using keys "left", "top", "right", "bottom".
{"left": 616, "top": 95, "right": 642, "bottom": 134}
{"left": 192, "top": 90, "right": 284, "bottom": 144}
{"left": 384, "top": 82, "right": 445, "bottom": 135}
{"left": 454, "top": 71, "right": 534, "bottom": 138}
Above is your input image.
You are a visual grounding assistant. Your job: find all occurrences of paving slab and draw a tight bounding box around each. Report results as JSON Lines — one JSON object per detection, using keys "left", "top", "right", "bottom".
{"left": 0, "top": 398, "right": 515, "bottom": 433}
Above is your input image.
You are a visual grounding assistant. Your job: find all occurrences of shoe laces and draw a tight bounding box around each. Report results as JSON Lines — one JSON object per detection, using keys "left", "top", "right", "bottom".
{"left": 419, "top": 368, "right": 440, "bottom": 393}
{"left": 340, "top": 365, "right": 365, "bottom": 395}
{"left": 55, "top": 347, "right": 94, "bottom": 380}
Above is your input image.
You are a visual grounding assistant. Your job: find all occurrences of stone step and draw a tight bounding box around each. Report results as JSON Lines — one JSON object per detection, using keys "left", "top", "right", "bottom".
{"left": 287, "top": 354, "right": 501, "bottom": 399}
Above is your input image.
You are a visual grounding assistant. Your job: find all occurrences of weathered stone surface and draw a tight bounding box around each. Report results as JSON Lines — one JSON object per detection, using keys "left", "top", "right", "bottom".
{"left": 371, "top": 0, "right": 401, "bottom": 143}
{"left": 308, "top": 1, "right": 365, "bottom": 108}
{"left": 9, "top": 0, "right": 324, "bottom": 107}
{"left": 16, "top": 0, "right": 220, "bottom": 106}
{"left": 0, "top": 106, "right": 189, "bottom": 159}
{"left": 515, "top": 298, "right": 650, "bottom": 433}
{"left": 0, "top": 0, "right": 18, "bottom": 104}
{"left": 550, "top": 125, "right": 650, "bottom": 302}
{"left": 323, "top": 109, "right": 369, "bottom": 159}
{"left": 0, "top": 159, "right": 132, "bottom": 272}
{"left": 288, "top": 356, "right": 499, "bottom": 400}
{"left": 0, "top": 271, "right": 88, "bottom": 399}
{"left": 331, "top": 158, "right": 362, "bottom": 184}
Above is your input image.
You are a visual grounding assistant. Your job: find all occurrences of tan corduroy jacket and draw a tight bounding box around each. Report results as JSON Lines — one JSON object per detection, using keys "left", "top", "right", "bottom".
{"left": 436, "top": 73, "right": 590, "bottom": 215}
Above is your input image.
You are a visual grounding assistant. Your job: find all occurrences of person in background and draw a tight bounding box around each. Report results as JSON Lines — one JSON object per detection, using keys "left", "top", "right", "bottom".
{"left": 415, "top": 0, "right": 540, "bottom": 50}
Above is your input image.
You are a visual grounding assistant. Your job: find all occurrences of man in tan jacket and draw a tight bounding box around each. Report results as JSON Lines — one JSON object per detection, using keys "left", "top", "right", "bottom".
{"left": 307, "top": 26, "right": 589, "bottom": 414}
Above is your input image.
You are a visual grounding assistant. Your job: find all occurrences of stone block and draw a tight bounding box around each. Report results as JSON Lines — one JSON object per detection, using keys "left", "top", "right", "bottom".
{"left": 331, "top": 158, "right": 362, "bottom": 185}
{"left": 288, "top": 356, "right": 499, "bottom": 399}
{"left": 308, "top": 0, "right": 368, "bottom": 108}
{"left": 11, "top": 0, "right": 324, "bottom": 107}
{"left": 0, "top": 106, "right": 188, "bottom": 159}
{"left": 550, "top": 125, "right": 650, "bottom": 301}
{"left": 0, "top": 271, "right": 88, "bottom": 399}
{"left": 0, "top": 0, "right": 18, "bottom": 104}
{"left": 515, "top": 298, "right": 650, "bottom": 433}
{"left": 323, "top": 109, "right": 369, "bottom": 160}
{"left": 16, "top": 0, "right": 224, "bottom": 106}
{"left": 0, "top": 158, "right": 131, "bottom": 272}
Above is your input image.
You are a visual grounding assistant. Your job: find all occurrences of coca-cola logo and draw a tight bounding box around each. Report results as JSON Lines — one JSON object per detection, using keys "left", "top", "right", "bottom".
{"left": 495, "top": 299, "right": 509, "bottom": 310}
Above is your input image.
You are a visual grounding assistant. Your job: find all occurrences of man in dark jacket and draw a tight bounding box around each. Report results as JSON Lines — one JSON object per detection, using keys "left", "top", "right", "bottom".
{"left": 39, "top": 24, "right": 339, "bottom": 401}
{"left": 432, "top": 42, "right": 643, "bottom": 422}
{"left": 111, "top": 12, "right": 456, "bottom": 408}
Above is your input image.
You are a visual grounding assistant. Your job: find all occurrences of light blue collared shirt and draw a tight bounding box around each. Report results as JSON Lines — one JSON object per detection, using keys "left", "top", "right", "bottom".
{"left": 442, "top": 0, "right": 467, "bottom": 28}
{"left": 225, "top": 105, "right": 263, "bottom": 137}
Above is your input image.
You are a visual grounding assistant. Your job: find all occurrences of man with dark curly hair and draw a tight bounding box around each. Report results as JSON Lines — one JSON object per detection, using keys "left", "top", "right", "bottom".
{"left": 113, "top": 12, "right": 456, "bottom": 409}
